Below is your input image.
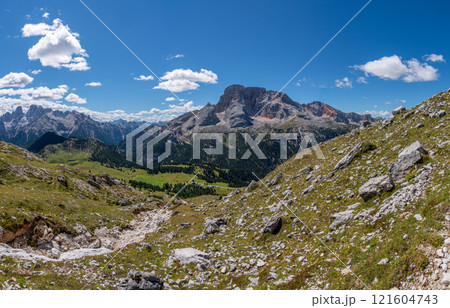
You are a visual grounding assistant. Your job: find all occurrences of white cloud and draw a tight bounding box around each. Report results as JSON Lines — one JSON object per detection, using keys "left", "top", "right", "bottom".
{"left": 0, "top": 93, "right": 203, "bottom": 123}
{"left": 154, "top": 79, "right": 200, "bottom": 92}
{"left": 65, "top": 93, "right": 87, "bottom": 104}
{"left": 402, "top": 58, "right": 438, "bottom": 82}
{"left": 85, "top": 81, "right": 102, "bottom": 87}
{"left": 335, "top": 77, "right": 352, "bottom": 88}
{"left": 354, "top": 55, "right": 439, "bottom": 83}
{"left": 154, "top": 68, "right": 218, "bottom": 92}
{"left": 30, "top": 69, "right": 41, "bottom": 75}
{"left": 423, "top": 54, "right": 445, "bottom": 63}
{"left": 42, "top": 12, "right": 50, "bottom": 19}
{"left": 165, "top": 97, "right": 176, "bottom": 102}
{"left": 166, "top": 54, "right": 185, "bottom": 60}
{"left": 385, "top": 99, "right": 406, "bottom": 105}
{"left": 22, "top": 19, "right": 90, "bottom": 71}
{"left": 0, "top": 85, "right": 68, "bottom": 100}
{"left": 364, "top": 110, "right": 390, "bottom": 117}
{"left": 0, "top": 72, "right": 34, "bottom": 88}
{"left": 134, "top": 75, "right": 154, "bottom": 81}
{"left": 355, "top": 55, "right": 408, "bottom": 80}
{"left": 356, "top": 76, "right": 368, "bottom": 84}
{"left": 295, "top": 77, "right": 307, "bottom": 87}
{"left": 61, "top": 57, "right": 90, "bottom": 71}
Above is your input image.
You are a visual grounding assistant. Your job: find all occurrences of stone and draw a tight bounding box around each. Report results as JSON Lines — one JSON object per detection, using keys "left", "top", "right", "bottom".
{"left": 87, "top": 179, "right": 101, "bottom": 189}
{"left": 196, "top": 263, "right": 207, "bottom": 271}
{"left": 118, "top": 199, "right": 132, "bottom": 207}
{"left": 89, "top": 260, "right": 100, "bottom": 267}
{"left": 224, "top": 189, "right": 241, "bottom": 199}
{"left": 141, "top": 243, "right": 152, "bottom": 251}
{"left": 430, "top": 110, "right": 447, "bottom": 118}
{"left": 333, "top": 143, "right": 363, "bottom": 172}
{"left": 119, "top": 270, "right": 164, "bottom": 290}
{"left": 389, "top": 141, "right": 428, "bottom": 179}
{"left": 57, "top": 175, "right": 67, "bottom": 186}
{"left": 168, "top": 248, "right": 211, "bottom": 266}
{"left": 414, "top": 214, "right": 423, "bottom": 221}
{"left": 382, "top": 116, "right": 395, "bottom": 128}
{"left": 262, "top": 216, "right": 282, "bottom": 234}
{"left": 330, "top": 210, "right": 354, "bottom": 230}
{"left": 246, "top": 180, "right": 259, "bottom": 191}
{"left": 361, "top": 120, "right": 371, "bottom": 127}
{"left": 89, "top": 239, "right": 101, "bottom": 249}
{"left": 257, "top": 260, "right": 266, "bottom": 268}
{"left": 358, "top": 175, "right": 395, "bottom": 201}
{"left": 442, "top": 273, "right": 450, "bottom": 286}
{"left": 204, "top": 217, "right": 227, "bottom": 234}
{"left": 248, "top": 277, "right": 259, "bottom": 287}
{"left": 268, "top": 173, "right": 283, "bottom": 187}
{"left": 392, "top": 106, "right": 406, "bottom": 115}
{"left": 378, "top": 258, "right": 390, "bottom": 265}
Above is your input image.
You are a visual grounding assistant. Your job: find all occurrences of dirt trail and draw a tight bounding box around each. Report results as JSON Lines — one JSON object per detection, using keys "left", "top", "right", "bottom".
{"left": 0, "top": 209, "right": 172, "bottom": 262}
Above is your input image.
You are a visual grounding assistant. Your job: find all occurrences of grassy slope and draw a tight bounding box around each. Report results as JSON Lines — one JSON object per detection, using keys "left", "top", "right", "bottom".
{"left": 44, "top": 149, "right": 233, "bottom": 194}
{"left": 0, "top": 90, "right": 448, "bottom": 290}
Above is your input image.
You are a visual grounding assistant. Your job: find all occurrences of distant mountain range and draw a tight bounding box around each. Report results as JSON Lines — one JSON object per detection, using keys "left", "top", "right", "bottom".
{"left": 0, "top": 105, "right": 140, "bottom": 147}
{"left": 0, "top": 84, "right": 378, "bottom": 186}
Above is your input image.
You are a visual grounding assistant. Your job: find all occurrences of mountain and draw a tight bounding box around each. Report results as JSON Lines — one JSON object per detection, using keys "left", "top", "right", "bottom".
{"left": 0, "top": 105, "right": 141, "bottom": 147}
{"left": 128, "top": 85, "right": 378, "bottom": 186}
{"left": 164, "top": 84, "right": 375, "bottom": 139}
{"left": 26, "top": 132, "right": 67, "bottom": 153}
{"left": 0, "top": 88, "right": 448, "bottom": 290}
{"left": 39, "top": 136, "right": 141, "bottom": 169}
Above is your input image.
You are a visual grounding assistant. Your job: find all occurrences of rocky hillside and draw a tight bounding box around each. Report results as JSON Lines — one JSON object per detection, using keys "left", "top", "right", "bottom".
{"left": 0, "top": 105, "right": 140, "bottom": 147}
{"left": 164, "top": 84, "right": 376, "bottom": 140}
{"left": 0, "top": 89, "right": 448, "bottom": 290}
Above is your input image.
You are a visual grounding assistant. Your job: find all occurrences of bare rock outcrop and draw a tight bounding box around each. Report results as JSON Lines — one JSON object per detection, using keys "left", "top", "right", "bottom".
{"left": 358, "top": 175, "right": 395, "bottom": 201}
{"left": 119, "top": 270, "right": 164, "bottom": 290}
{"left": 389, "top": 141, "right": 428, "bottom": 179}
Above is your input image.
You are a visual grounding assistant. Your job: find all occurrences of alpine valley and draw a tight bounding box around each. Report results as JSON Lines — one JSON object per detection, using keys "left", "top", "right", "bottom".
{"left": 0, "top": 85, "right": 449, "bottom": 291}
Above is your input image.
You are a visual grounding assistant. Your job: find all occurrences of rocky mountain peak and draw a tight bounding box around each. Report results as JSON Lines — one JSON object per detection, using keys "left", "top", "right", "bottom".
{"left": 0, "top": 105, "right": 140, "bottom": 147}
{"left": 165, "top": 84, "right": 377, "bottom": 135}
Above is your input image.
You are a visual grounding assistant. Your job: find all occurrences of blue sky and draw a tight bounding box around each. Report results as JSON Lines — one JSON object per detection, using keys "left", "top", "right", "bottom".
{"left": 0, "top": 0, "right": 448, "bottom": 122}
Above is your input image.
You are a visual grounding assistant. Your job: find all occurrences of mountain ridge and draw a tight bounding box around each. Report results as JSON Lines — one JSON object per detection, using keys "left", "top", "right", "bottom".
{"left": 164, "top": 84, "right": 376, "bottom": 140}
{"left": 0, "top": 105, "right": 141, "bottom": 147}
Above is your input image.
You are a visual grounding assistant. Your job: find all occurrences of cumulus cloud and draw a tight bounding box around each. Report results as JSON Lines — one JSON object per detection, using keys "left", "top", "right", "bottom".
{"left": 0, "top": 85, "right": 68, "bottom": 100}
{"left": 0, "top": 72, "right": 34, "bottom": 88}
{"left": 30, "top": 69, "right": 41, "bottom": 75}
{"left": 165, "top": 97, "right": 176, "bottom": 102}
{"left": 402, "top": 58, "right": 438, "bottom": 82}
{"left": 356, "top": 76, "right": 368, "bottom": 84}
{"left": 134, "top": 75, "right": 154, "bottom": 81}
{"left": 335, "top": 77, "right": 352, "bottom": 88}
{"left": 61, "top": 57, "right": 90, "bottom": 71}
{"left": 65, "top": 93, "right": 87, "bottom": 104}
{"left": 0, "top": 92, "right": 202, "bottom": 123}
{"left": 354, "top": 55, "right": 439, "bottom": 83}
{"left": 423, "top": 54, "right": 445, "bottom": 63}
{"left": 22, "top": 19, "right": 90, "bottom": 71}
{"left": 154, "top": 68, "right": 218, "bottom": 92}
{"left": 166, "top": 54, "right": 185, "bottom": 60}
{"left": 364, "top": 110, "right": 390, "bottom": 117}
{"left": 85, "top": 81, "right": 102, "bottom": 87}
{"left": 42, "top": 12, "right": 50, "bottom": 19}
